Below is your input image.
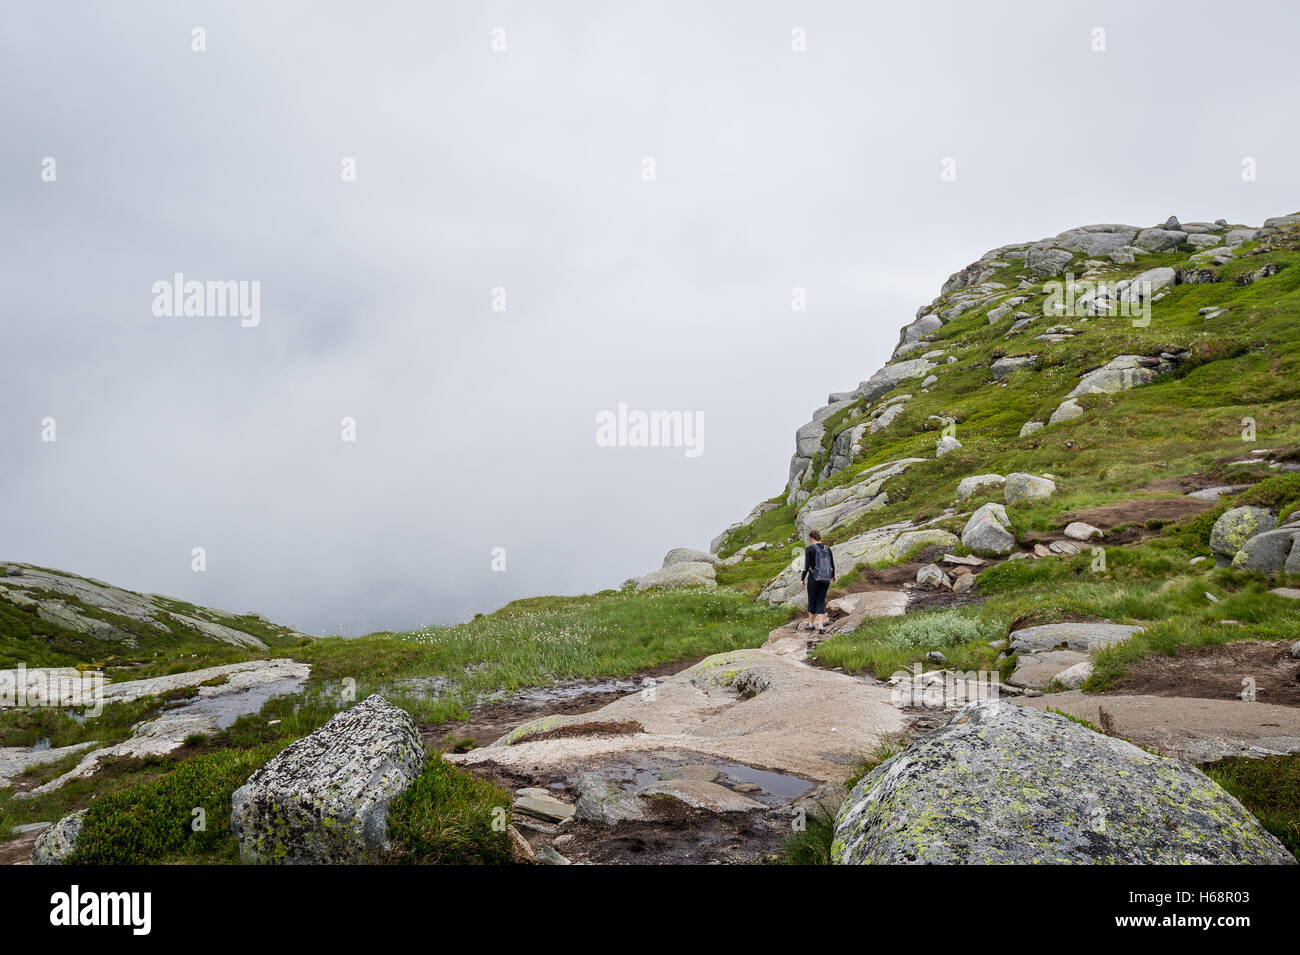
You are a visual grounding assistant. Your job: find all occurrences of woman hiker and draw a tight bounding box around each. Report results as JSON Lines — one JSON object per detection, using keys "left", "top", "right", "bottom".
{"left": 800, "top": 529, "right": 836, "bottom": 635}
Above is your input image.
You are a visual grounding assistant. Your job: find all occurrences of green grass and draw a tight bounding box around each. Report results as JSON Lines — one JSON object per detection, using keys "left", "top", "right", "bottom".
{"left": 280, "top": 587, "right": 787, "bottom": 723}
{"left": 386, "top": 757, "right": 513, "bottom": 864}
{"left": 1204, "top": 755, "right": 1300, "bottom": 860}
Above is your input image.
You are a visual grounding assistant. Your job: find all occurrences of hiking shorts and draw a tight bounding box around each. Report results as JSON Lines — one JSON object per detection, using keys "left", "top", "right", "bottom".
{"left": 807, "top": 578, "right": 830, "bottom": 614}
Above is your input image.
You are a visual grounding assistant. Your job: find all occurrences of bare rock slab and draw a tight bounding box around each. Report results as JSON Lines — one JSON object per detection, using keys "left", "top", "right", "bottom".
{"left": 1009, "top": 622, "right": 1144, "bottom": 653}
{"left": 231, "top": 694, "right": 424, "bottom": 864}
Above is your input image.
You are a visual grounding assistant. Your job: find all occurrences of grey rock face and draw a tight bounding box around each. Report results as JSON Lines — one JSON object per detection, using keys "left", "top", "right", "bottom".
{"left": 1054, "top": 228, "right": 1138, "bottom": 257}
{"left": 854, "top": 358, "right": 936, "bottom": 406}
{"left": 1232, "top": 529, "right": 1300, "bottom": 573}
{"left": 1027, "top": 247, "right": 1073, "bottom": 276}
{"left": 1210, "top": 507, "right": 1277, "bottom": 563}
{"left": 31, "top": 809, "right": 87, "bottom": 865}
{"left": 1004, "top": 473, "right": 1056, "bottom": 504}
{"left": 1019, "top": 420, "right": 1045, "bottom": 437}
{"left": 935, "top": 435, "right": 962, "bottom": 457}
{"left": 230, "top": 695, "right": 425, "bottom": 864}
{"left": 832, "top": 701, "right": 1294, "bottom": 864}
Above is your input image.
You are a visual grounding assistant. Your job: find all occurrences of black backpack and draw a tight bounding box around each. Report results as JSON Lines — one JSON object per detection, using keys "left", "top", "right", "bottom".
{"left": 811, "top": 543, "right": 833, "bottom": 582}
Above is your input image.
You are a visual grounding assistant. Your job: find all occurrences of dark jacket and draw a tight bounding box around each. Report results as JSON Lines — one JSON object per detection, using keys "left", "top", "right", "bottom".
{"left": 801, "top": 543, "right": 835, "bottom": 582}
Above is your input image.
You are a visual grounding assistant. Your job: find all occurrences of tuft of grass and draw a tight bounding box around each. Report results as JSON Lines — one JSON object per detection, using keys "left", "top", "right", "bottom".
{"left": 1204, "top": 755, "right": 1300, "bottom": 860}
{"left": 386, "top": 757, "right": 512, "bottom": 865}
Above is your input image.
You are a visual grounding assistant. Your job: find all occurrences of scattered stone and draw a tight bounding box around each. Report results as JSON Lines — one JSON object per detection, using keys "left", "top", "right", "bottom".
{"left": 534, "top": 846, "right": 572, "bottom": 865}
{"left": 1007, "top": 649, "right": 1091, "bottom": 690}
{"left": 962, "top": 503, "right": 1014, "bottom": 555}
{"left": 935, "top": 435, "right": 962, "bottom": 457}
{"left": 514, "top": 792, "right": 577, "bottom": 824}
{"left": 1067, "top": 354, "right": 1175, "bottom": 398}
{"left": 507, "top": 825, "right": 535, "bottom": 863}
{"left": 1063, "top": 522, "right": 1103, "bottom": 540}
{"left": 575, "top": 773, "right": 648, "bottom": 824}
{"left": 956, "top": 474, "right": 1005, "bottom": 499}
{"left": 1019, "top": 421, "right": 1045, "bottom": 437}
{"left": 1049, "top": 398, "right": 1084, "bottom": 424}
{"left": 1049, "top": 540, "right": 1080, "bottom": 555}
{"left": 638, "top": 777, "right": 766, "bottom": 813}
{"left": 916, "top": 564, "right": 947, "bottom": 588}
{"left": 1054, "top": 661, "right": 1094, "bottom": 690}
{"left": 924, "top": 651, "right": 946, "bottom": 664}
{"left": 1004, "top": 473, "right": 1056, "bottom": 504}
{"left": 991, "top": 355, "right": 1038, "bottom": 379}
{"left": 952, "top": 573, "right": 975, "bottom": 595}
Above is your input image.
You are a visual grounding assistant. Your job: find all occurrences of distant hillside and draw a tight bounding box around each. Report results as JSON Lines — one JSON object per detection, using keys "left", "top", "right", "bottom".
{"left": 708, "top": 212, "right": 1300, "bottom": 600}
{"left": 0, "top": 562, "right": 313, "bottom": 671}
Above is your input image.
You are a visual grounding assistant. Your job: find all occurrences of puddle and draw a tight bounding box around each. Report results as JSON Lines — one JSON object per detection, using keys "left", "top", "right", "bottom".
{"left": 394, "top": 673, "right": 660, "bottom": 708}
{"left": 717, "top": 762, "right": 813, "bottom": 799}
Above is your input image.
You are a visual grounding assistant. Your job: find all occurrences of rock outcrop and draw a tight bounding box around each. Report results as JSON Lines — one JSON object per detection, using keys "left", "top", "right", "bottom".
{"left": 832, "top": 701, "right": 1294, "bottom": 864}
{"left": 230, "top": 695, "right": 425, "bottom": 864}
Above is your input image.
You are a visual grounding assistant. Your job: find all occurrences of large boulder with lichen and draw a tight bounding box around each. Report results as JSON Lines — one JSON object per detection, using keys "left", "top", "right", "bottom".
{"left": 1210, "top": 506, "right": 1277, "bottom": 564}
{"left": 832, "top": 701, "right": 1294, "bottom": 865}
{"left": 230, "top": 694, "right": 424, "bottom": 864}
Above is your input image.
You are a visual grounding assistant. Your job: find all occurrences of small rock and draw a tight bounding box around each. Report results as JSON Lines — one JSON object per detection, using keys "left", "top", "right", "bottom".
{"left": 534, "top": 846, "right": 572, "bottom": 865}
{"left": 935, "top": 435, "right": 963, "bottom": 457}
{"left": 1005, "top": 473, "right": 1057, "bottom": 504}
{"left": 1063, "top": 522, "right": 1102, "bottom": 541}
{"left": 917, "top": 564, "right": 948, "bottom": 588}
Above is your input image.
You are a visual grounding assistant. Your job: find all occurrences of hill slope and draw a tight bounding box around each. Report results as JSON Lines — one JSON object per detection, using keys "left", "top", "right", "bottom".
{"left": 0, "top": 562, "right": 313, "bottom": 672}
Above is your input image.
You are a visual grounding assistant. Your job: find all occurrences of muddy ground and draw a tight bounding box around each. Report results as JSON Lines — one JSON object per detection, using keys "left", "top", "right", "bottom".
{"left": 1110, "top": 640, "right": 1300, "bottom": 707}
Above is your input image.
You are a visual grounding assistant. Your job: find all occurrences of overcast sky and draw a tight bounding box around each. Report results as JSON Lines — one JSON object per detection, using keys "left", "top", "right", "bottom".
{"left": 2, "top": 1, "right": 1298, "bottom": 636}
